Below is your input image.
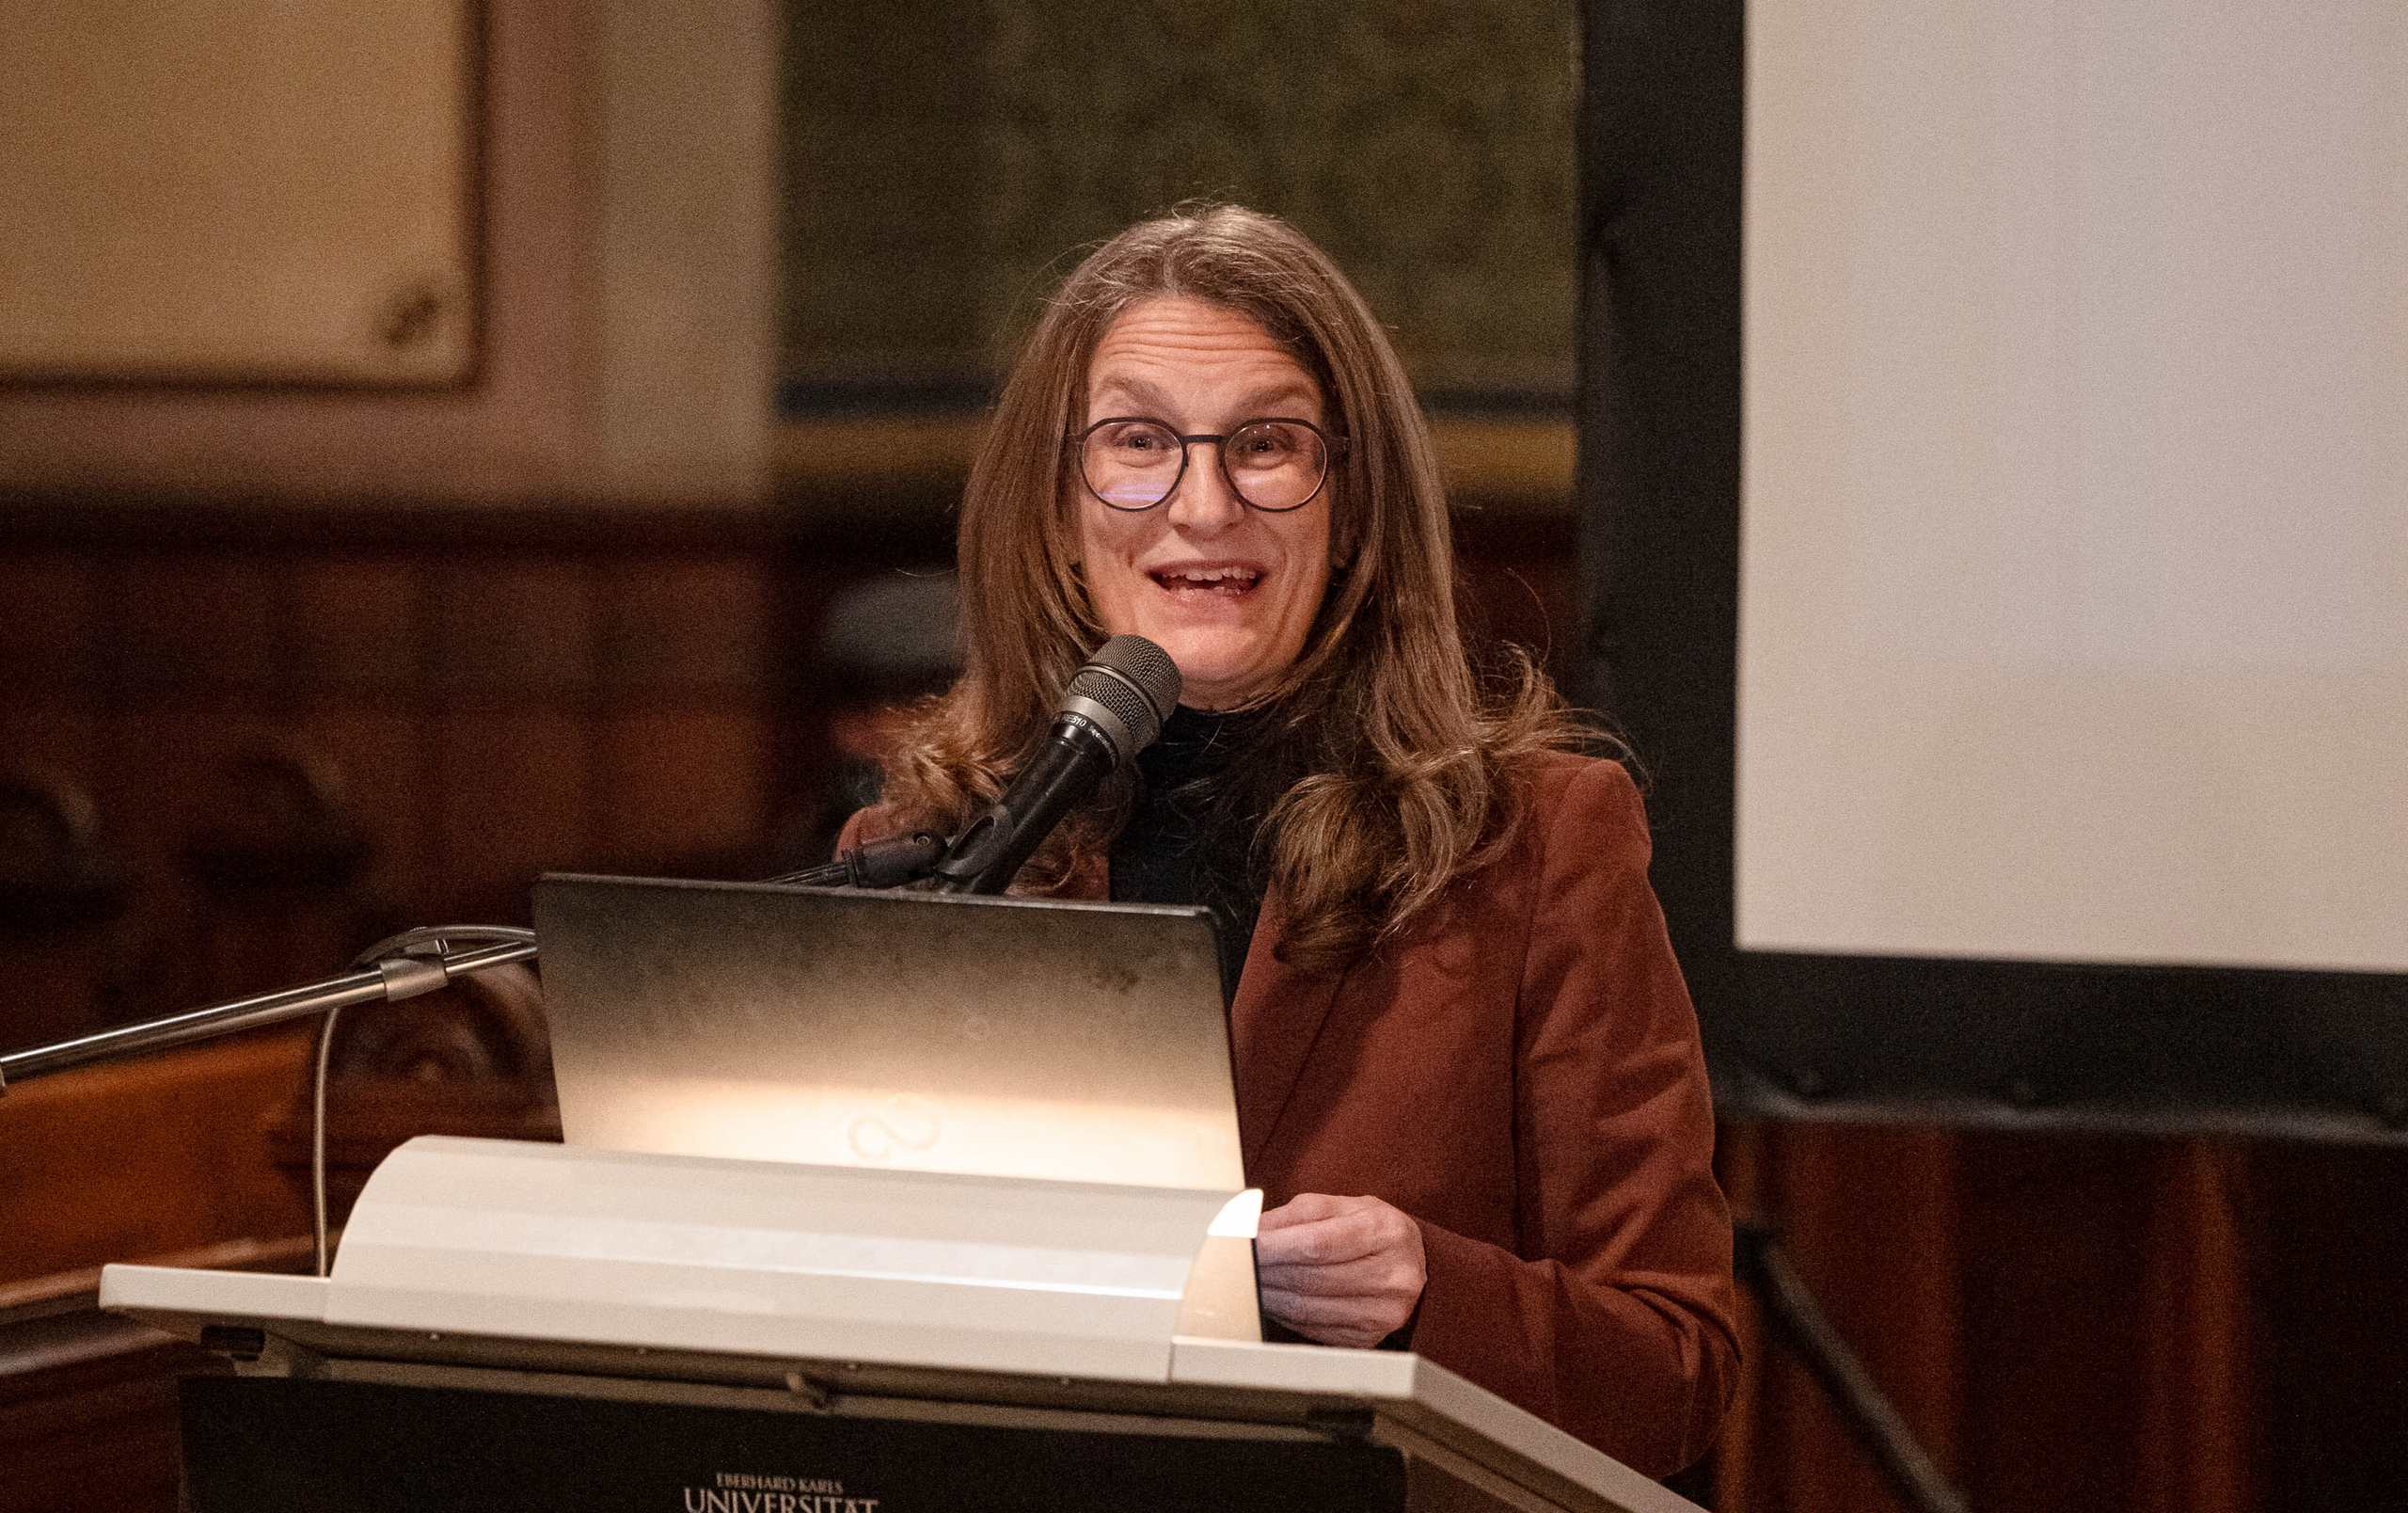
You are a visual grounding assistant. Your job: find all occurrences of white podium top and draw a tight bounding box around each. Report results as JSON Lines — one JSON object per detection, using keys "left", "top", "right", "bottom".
{"left": 101, "top": 1137, "right": 1703, "bottom": 1513}
{"left": 103, "top": 1263, "right": 1699, "bottom": 1513}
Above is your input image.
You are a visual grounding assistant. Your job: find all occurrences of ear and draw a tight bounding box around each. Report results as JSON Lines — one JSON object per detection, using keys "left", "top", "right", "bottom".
{"left": 1329, "top": 509, "right": 1361, "bottom": 573}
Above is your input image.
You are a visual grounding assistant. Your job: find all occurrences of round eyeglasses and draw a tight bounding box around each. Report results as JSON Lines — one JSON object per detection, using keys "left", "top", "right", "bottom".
{"left": 1076, "top": 417, "right": 1341, "bottom": 513}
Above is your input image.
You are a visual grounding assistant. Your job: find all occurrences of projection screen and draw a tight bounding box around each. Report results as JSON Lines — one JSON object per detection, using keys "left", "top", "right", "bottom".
{"left": 1577, "top": 0, "right": 2407, "bottom": 1135}
{"left": 1739, "top": 2, "right": 2408, "bottom": 976}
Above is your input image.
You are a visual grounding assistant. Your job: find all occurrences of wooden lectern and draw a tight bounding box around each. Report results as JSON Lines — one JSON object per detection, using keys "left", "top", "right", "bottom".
{"left": 103, "top": 1135, "right": 1702, "bottom": 1513}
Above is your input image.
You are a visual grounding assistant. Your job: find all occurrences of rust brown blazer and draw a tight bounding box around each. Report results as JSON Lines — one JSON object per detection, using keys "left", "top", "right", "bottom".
{"left": 842, "top": 754, "right": 1738, "bottom": 1475}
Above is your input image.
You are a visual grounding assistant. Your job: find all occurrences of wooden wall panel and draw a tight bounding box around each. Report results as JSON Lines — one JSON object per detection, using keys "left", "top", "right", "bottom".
{"left": 0, "top": 529, "right": 800, "bottom": 1049}
{"left": 0, "top": 1028, "right": 312, "bottom": 1285}
{"left": 1956, "top": 1135, "right": 2155, "bottom": 1506}
{"left": 1716, "top": 1124, "right": 1964, "bottom": 1513}
{"left": 287, "top": 557, "right": 429, "bottom": 691}
{"left": 597, "top": 557, "right": 768, "bottom": 694}
{"left": 2134, "top": 1142, "right": 2254, "bottom": 1513}
{"left": 430, "top": 705, "right": 594, "bottom": 916}
{"left": 432, "top": 559, "right": 598, "bottom": 696}
{"left": 0, "top": 942, "right": 119, "bottom": 1052}
{"left": 0, "top": 557, "right": 97, "bottom": 690}
{"left": 0, "top": 1302, "right": 204, "bottom": 1513}
{"left": 594, "top": 706, "right": 769, "bottom": 868}
{"left": 116, "top": 556, "right": 281, "bottom": 693}
{"left": 101, "top": 703, "right": 277, "bottom": 836}
{"left": 1715, "top": 1124, "right": 2264, "bottom": 1513}
{"left": 2249, "top": 1142, "right": 2408, "bottom": 1511}
{"left": 1453, "top": 514, "right": 1578, "bottom": 695}
{"left": 0, "top": 705, "right": 102, "bottom": 785}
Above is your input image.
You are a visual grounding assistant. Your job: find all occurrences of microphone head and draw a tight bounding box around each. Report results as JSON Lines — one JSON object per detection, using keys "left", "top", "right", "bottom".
{"left": 1063, "top": 634, "right": 1182, "bottom": 763}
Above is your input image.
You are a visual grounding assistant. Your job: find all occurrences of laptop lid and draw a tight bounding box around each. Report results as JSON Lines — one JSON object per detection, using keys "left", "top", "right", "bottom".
{"left": 531, "top": 875, "right": 1244, "bottom": 1191}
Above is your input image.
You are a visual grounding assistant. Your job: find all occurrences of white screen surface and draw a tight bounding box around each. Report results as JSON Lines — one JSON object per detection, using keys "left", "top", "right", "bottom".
{"left": 1739, "top": 1, "right": 2408, "bottom": 971}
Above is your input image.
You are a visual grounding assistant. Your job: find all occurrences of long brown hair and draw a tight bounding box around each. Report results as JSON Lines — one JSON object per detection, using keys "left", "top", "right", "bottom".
{"left": 879, "top": 205, "right": 1585, "bottom": 972}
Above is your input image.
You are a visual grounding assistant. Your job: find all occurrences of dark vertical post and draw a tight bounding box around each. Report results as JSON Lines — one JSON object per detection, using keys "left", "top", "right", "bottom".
{"left": 1576, "top": 0, "right": 1747, "bottom": 1017}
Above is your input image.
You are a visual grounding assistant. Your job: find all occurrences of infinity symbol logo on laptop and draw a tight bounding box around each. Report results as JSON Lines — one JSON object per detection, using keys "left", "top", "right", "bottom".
{"left": 848, "top": 1093, "right": 941, "bottom": 1160}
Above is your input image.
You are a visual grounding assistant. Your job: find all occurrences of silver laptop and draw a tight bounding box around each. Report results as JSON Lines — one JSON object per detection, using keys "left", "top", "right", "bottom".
{"left": 531, "top": 875, "right": 1245, "bottom": 1193}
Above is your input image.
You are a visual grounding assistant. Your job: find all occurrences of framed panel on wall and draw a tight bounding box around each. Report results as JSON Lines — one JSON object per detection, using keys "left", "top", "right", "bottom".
{"left": 0, "top": 0, "right": 478, "bottom": 387}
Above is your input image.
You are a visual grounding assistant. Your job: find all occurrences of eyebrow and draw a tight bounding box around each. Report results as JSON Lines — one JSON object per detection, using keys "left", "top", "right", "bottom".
{"left": 1090, "top": 375, "right": 1323, "bottom": 420}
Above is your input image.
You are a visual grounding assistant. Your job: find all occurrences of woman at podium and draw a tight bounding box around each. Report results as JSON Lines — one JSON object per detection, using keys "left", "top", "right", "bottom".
{"left": 840, "top": 206, "right": 1737, "bottom": 1476}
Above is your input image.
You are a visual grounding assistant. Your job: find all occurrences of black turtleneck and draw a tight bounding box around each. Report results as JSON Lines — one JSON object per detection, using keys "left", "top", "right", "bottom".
{"left": 1108, "top": 704, "right": 1270, "bottom": 1001}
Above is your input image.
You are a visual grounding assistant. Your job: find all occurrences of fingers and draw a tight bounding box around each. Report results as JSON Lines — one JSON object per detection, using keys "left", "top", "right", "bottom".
{"left": 1256, "top": 1293, "right": 1402, "bottom": 1350}
{"left": 1254, "top": 1195, "right": 1418, "bottom": 1266}
{"left": 1259, "top": 1268, "right": 1421, "bottom": 1349}
{"left": 1256, "top": 1190, "right": 1353, "bottom": 1231}
{"left": 1253, "top": 1193, "right": 1427, "bottom": 1349}
{"left": 1256, "top": 1250, "right": 1417, "bottom": 1299}
{"left": 1253, "top": 1214, "right": 1386, "bottom": 1267}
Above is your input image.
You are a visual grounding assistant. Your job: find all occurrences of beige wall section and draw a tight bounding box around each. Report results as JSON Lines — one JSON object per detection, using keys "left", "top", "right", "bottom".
{"left": 592, "top": 0, "right": 776, "bottom": 502}
{"left": 0, "top": 0, "right": 474, "bottom": 384}
{"left": 0, "top": 0, "right": 773, "bottom": 507}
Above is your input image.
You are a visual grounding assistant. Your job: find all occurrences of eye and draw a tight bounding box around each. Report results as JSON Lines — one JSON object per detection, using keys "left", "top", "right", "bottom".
{"left": 1097, "top": 421, "right": 1180, "bottom": 461}
{"left": 1228, "top": 422, "right": 1309, "bottom": 469}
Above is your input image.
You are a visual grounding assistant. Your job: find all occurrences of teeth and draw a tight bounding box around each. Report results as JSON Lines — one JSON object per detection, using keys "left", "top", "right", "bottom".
{"left": 1165, "top": 567, "right": 1259, "bottom": 583}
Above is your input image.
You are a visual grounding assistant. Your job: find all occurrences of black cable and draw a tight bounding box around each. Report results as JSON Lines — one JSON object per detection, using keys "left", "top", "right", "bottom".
{"left": 311, "top": 927, "right": 536, "bottom": 1277}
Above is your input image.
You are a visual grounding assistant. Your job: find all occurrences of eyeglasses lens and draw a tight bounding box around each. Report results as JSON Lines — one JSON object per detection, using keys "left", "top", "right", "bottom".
{"left": 1084, "top": 421, "right": 1185, "bottom": 510}
{"left": 1224, "top": 422, "right": 1325, "bottom": 511}
{"left": 1082, "top": 421, "right": 1326, "bottom": 511}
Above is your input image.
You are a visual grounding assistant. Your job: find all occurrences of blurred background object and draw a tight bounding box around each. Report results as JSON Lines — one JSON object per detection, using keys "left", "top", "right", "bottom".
{"left": 0, "top": 768, "right": 140, "bottom": 1050}
{"left": 761, "top": 568, "right": 964, "bottom": 868}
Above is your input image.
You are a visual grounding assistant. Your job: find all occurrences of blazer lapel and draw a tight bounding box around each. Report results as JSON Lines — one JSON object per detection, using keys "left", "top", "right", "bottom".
{"left": 1227, "top": 893, "right": 1347, "bottom": 1172}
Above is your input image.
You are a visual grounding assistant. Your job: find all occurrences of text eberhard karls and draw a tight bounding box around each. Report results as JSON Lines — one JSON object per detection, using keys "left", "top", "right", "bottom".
{"left": 683, "top": 1471, "right": 877, "bottom": 1512}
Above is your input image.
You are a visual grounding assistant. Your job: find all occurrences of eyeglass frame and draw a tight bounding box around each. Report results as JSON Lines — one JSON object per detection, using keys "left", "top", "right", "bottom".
{"left": 1071, "top": 415, "right": 1347, "bottom": 514}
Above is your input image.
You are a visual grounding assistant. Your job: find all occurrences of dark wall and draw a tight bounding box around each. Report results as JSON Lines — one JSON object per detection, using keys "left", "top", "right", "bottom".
{"left": 1574, "top": 3, "right": 2408, "bottom": 1507}
{"left": 780, "top": 0, "right": 1582, "bottom": 408}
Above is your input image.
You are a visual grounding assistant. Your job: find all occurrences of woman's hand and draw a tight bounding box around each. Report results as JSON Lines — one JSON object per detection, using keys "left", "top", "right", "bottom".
{"left": 1254, "top": 1192, "right": 1427, "bottom": 1348}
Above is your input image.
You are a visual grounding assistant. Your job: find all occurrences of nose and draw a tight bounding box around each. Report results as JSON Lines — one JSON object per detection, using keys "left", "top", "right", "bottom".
{"left": 1164, "top": 439, "right": 1247, "bottom": 533}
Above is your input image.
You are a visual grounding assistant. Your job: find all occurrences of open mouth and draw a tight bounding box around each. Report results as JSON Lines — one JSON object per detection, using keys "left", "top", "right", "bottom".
{"left": 1149, "top": 565, "right": 1264, "bottom": 597}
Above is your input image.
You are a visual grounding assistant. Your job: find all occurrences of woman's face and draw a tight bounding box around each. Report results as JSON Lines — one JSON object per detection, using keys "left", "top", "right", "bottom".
{"left": 1077, "top": 297, "right": 1335, "bottom": 710}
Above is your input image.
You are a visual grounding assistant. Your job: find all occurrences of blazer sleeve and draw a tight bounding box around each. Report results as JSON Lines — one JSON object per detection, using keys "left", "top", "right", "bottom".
{"left": 1406, "top": 759, "right": 1740, "bottom": 1476}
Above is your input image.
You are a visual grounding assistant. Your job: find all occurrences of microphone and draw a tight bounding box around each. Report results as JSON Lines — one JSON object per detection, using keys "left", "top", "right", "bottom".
{"left": 927, "top": 635, "right": 1181, "bottom": 894}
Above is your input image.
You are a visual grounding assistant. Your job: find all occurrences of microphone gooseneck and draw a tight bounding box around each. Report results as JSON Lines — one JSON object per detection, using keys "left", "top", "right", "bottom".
{"left": 927, "top": 635, "right": 1181, "bottom": 895}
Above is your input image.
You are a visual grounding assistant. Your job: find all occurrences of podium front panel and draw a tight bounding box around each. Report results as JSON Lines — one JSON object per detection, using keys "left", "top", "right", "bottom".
{"left": 181, "top": 1375, "right": 1407, "bottom": 1513}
